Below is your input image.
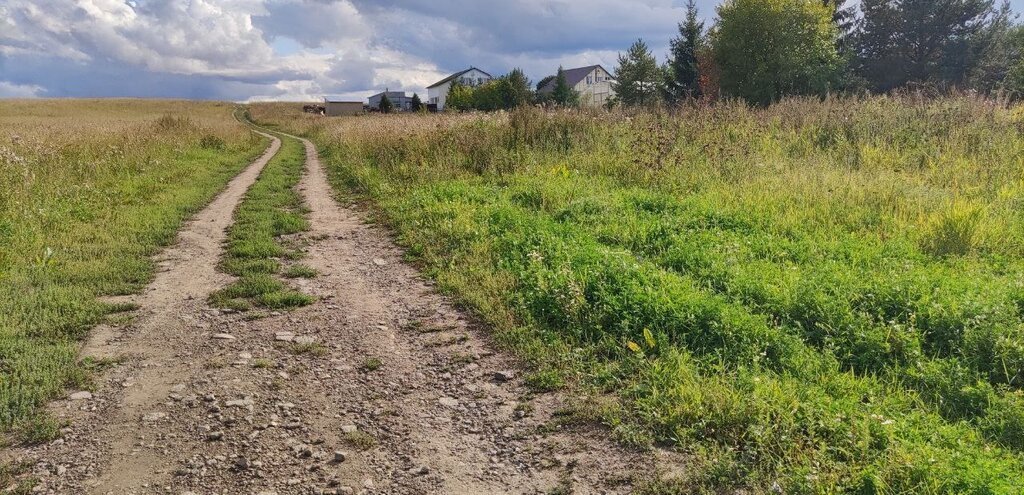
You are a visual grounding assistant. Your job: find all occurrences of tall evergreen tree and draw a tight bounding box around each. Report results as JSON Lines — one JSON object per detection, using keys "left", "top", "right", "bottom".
{"left": 854, "top": 0, "right": 1004, "bottom": 91}
{"left": 967, "top": 1, "right": 1014, "bottom": 91}
{"left": 664, "top": 0, "right": 704, "bottom": 103}
{"left": 503, "top": 68, "right": 533, "bottom": 108}
{"left": 551, "top": 66, "right": 580, "bottom": 107}
{"left": 410, "top": 93, "right": 423, "bottom": 112}
{"left": 823, "top": 0, "right": 855, "bottom": 44}
{"left": 378, "top": 93, "right": 394, "bottom": 114}
{"left": 613, "top": 39, "right": 663, "bottom": 107}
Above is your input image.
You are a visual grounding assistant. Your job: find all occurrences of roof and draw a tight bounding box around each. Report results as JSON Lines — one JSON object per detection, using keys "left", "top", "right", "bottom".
{"left": 369, "top": 91, "right": 409, "bottom": 98}
{"left": 324, "top": 97, "right": 362, "bottom": 103}
{"left": 427, "top": 67, "right": 493, "bottom": 89}
{"left": 539, "top": 65, "right": 610, "bottom": 93}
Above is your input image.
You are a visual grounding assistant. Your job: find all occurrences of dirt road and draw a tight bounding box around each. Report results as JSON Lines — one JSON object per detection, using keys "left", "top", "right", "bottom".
{"left": 9, "top": 125, "right": 654, "bottom": 494}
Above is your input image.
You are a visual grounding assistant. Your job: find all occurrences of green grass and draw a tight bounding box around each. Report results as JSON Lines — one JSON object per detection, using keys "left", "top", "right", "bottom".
{"left": 0, "top": 100, "right": 264, "bottom": 442}
{"left": 209, "top": 128, "right": 314, "bottom": 310}
{"left": 282, "top": 264, "right": 317, "bottom": 279}
{"left": 256, "top": 97, "right": 1024, "bottom": 493}
{"left": 361, "top": 356, "right": 383, "bottom": 371}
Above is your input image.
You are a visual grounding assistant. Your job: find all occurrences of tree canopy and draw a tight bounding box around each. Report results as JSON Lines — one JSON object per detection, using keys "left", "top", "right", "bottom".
{"left": 664, "top": 0, "right": 704, "bottom": 103}
{"left": 613, "top": 39, "right": 663, "bottom": 107}
{"left": 551, "top": 67, "right": 581, "bottom": 107}
{"left": 854, "top": 0, "right": 1007, "bottom": 91}
{"left": 378, "top": 93, "right": 394, "bottom": 113}
{"left": 713, "top": 0, "right": 842, "bottom": 105}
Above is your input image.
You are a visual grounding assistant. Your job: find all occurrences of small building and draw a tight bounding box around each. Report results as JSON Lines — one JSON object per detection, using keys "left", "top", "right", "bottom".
{"left": 324, "top": 98, "right": 363, "bottom": 117}
{"left": 538, "top": 65, "right": 615, "bottom": 107}
{"left": 368, "top": 91, "right": 414, "bottom": 112}
{"left": 427, "top": 67, "right": 493, "bottom": 111}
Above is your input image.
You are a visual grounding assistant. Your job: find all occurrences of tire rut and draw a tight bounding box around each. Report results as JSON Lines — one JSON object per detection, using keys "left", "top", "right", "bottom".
{"left": 6, "top": 128, "right": 657, "bottom": 495}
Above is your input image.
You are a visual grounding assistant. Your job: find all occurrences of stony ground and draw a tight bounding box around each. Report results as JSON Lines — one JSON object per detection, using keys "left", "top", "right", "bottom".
{"left": 5, "top": 128, "right": 659, "bottom": 494}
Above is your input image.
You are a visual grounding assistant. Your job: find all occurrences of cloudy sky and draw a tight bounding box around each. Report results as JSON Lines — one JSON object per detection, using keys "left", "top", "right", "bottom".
{"left": 1, "top": 0, "right": 1022, "bottom": 101}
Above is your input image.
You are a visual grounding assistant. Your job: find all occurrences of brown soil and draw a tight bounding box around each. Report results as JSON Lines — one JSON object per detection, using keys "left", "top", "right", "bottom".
{"left": 5, "top": 128, "right": 658, "bottom": 494}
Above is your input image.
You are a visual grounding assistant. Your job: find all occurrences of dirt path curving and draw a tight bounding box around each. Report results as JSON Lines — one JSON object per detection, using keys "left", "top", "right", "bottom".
{"left": 7, "top": 127, "right": 657, "bottom": 494}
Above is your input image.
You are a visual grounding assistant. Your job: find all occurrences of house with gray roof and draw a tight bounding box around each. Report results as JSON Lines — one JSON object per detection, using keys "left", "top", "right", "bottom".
{"left": 368, "top": 91, "right": 413, "bottom": 112}
{"left": 539, "top": 65, "right": 615, "bottom": 107}
{"left": 427, "top": 67, "right": 493, "bottom": 111}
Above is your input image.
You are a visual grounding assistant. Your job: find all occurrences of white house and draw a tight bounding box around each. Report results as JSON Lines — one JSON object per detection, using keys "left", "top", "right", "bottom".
{"left": 427, "top": 67, "right": 493, "bottom": 111}
{"left": 538, "top": 65, "right": 615, "bottom": 107}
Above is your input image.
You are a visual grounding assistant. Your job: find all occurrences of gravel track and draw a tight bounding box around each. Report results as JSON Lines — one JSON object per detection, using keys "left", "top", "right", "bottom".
{"left": 5, "top": 125, "right": 655, "bottom": 494}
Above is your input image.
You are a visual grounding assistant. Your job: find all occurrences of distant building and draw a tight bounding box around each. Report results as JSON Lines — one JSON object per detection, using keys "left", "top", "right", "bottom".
{"left": 324, "top": 98, "right": 363, "bottom": 117}
{"left": 427, "top": 68, "right": 493, "bottom": 111}
{"left": 538, "top": 65, "right": 615, "bottom": 107}
{"left": 368, "top": 91, "right": 413, "bottom": 111}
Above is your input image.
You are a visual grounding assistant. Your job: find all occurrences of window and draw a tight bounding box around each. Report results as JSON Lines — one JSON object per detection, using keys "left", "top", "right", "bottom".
{"left": 587, "top": 76, "right": 592, "bottom": 85}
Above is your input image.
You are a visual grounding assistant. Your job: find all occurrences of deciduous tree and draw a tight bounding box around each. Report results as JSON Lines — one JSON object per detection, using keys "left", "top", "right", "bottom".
{"left": 713, "top": 0, "right": 841, "bottom": 105}
{"left": 446, "top": 82, "right": 474, "bottom": 111}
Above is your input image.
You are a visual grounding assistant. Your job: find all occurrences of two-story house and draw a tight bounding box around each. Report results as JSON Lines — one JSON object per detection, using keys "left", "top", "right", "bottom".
{"left": 539, "top": 65, "right": 615, "bottom": 107}
{"left": 427, "top": 67, "right": 493, "bottom": 111}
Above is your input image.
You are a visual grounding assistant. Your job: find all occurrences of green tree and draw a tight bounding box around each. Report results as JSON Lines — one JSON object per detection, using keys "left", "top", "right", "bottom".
{"left": 854, "top": 0, "right": 1006, "bottom": 92}
{"left": 1001, "top": 24, "right": 1024, "bottom": 96}
{"left": 536, "top": 75, "right": 556, "bottom": 92}
{"left": 664, "top": 0, "right": 704, "bottom": 103}
{"left": 713, "top": 0, "right": 841, "bottom": 105}
{"left": 967, "top": 1, "right": 1014, "bottom": 91}
{"left": 473, "top": 81, "right": 505, "bottom": 111}
{"left": 502, "top": 68, "right": 533, "bottom": 108}
{"left": 551, "top": 66, "right": 581, "bottom": 107}
{"left": 446, "top": 82, "right": 474, "bottom": 111}
{"left": 410, "top": 93, "right": 424, "bottom": 112}
{"left": 378, "top": 93, "right": 394, "bottom": 114}
{"left": 613, "top": 39, "right": 663, "bottom": 107}
{"left": 824, "top": 0, "right": 855, "bottom": 46}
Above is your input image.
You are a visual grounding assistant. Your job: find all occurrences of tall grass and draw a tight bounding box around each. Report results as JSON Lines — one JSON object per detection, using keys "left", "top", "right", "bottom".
{"left": 253, "top": 96, "right": 1024, "bottom": 493}
{"left": 0, "top": 100, "right": 264, "bottom": 440}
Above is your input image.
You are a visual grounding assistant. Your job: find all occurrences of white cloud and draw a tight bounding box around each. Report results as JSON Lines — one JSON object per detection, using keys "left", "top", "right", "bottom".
{"left": 0, "top": 81, "right": 43, "bottom": 98}
{"left": 4, "top": 0, "right": 906, "bottom": 100}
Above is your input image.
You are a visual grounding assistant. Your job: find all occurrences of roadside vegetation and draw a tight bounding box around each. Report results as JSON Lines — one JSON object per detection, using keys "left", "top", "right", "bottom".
{"left": 0, "top": 100, "right": 265, "bottom": 441}
{"left": 209, "top": 124, "right": 314, "bottom": 311}
{"left": 253, "top": 97, "right": 1024, "bottom": 493}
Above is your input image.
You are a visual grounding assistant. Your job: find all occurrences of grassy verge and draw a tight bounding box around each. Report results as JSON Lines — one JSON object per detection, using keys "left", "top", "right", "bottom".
{"left": 253, "top": 98, "right": 1024, "bottom": 493}
{"left": 0, "top": 100, "right": 265, "bottom": 442}
{"left": 209, "top": 125, "right": 314, "bottom": 311}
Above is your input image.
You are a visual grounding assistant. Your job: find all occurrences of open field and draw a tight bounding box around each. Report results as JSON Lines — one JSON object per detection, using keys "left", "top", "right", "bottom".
{"left": 0, "top": 100, "right": 266, "bottom": 441}
{"left": 253, "top": 97, "right": 1024, "bottom": 493}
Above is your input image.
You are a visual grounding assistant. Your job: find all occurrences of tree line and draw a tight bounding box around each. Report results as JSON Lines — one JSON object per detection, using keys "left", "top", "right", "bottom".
{"left": 622, "top": 0, "right": 1023, "bottom": 107}
{"left": 395, "top": 0, "right": 1023, "bottom": 113}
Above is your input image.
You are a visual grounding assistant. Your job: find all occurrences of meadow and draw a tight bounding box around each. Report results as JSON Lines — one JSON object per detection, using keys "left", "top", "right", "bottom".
{"left": 0, "top": 100, "right": 265, "bottom": 441}
{"left": 253, "top": 96, "right": 1024, "bottom": 494}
